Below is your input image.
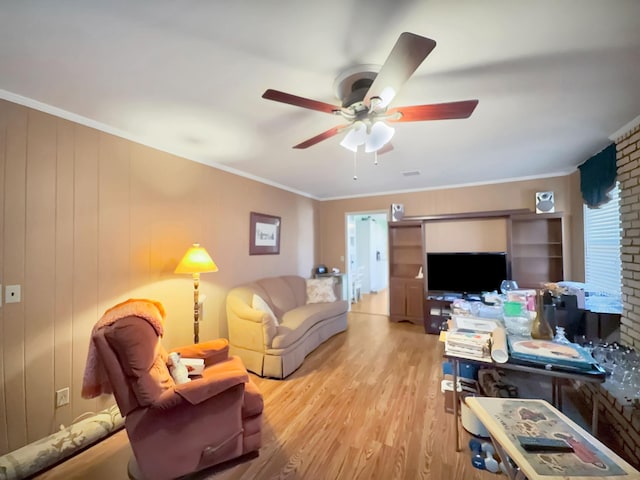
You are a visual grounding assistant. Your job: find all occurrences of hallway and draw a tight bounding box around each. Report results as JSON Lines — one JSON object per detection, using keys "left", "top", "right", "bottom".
{"left": 350, "top": 287, "right": 389, "bottom": 316}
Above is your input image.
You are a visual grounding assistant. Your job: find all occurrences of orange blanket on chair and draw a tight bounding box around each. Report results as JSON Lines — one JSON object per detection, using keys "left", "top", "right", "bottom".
{"left": 81, "top": 298, "right": 166, "bottom": 399}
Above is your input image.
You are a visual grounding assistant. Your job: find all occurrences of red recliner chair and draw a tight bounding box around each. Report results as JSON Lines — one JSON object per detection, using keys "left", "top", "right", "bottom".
{"left": 85, "top": 300, "right": 263, "bottom": 480}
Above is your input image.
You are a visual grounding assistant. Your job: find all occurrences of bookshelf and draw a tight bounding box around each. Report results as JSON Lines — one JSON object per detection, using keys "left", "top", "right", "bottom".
{"left": 388, "top": 221, "right": 425, "bottom": 324}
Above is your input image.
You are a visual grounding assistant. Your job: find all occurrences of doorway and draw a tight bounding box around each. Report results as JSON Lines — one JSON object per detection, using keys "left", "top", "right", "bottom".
{"left": 345, "top": 211, "right": 389, "bottom": 316}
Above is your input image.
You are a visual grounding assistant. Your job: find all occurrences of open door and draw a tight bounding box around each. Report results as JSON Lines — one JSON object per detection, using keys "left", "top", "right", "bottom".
{"left": 345, "top": 212, "right": 389, "bottom": 315}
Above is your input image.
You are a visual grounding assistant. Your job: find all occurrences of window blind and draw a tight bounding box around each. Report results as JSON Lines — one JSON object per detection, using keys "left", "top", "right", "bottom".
{"left": 583, "top": 183, "right": 621, "bottom": 296}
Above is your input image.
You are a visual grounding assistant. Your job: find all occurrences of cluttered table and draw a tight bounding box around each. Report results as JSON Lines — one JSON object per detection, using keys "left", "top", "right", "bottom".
{"left": 466, "top": 397, "right": 640, "bottom": 480}
{"left": 442, "top": 288, "right": 607, "bottom": 453}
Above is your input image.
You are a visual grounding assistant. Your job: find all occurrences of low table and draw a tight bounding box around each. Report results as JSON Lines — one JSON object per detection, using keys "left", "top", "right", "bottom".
{"left": 466, "top": 397, "right": 640, "bottom": 480}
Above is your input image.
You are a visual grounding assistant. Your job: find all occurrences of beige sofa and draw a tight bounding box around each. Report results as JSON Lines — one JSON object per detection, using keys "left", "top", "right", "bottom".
{"left": 226, "top": 275, "right": 348, "bottom": 378}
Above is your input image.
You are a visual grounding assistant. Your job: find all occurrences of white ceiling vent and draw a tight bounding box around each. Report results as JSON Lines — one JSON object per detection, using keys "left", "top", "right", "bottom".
{"left": 401, "top": 170, "right": 421, "bottom": 177}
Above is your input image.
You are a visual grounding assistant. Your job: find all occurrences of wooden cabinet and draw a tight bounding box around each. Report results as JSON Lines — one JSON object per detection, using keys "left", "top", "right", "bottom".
{"left": 509, "top": 213, "right": 564, "bottom": 289}
{"left": 390, "top": 278, "right": 425, "bottom": 323}
{"left": 389, "top": 222, "right": 425, "bottom": 324}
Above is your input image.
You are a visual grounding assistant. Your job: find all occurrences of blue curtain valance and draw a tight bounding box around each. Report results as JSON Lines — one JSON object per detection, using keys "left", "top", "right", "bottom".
{"left": 578, "top": 143, "right": 617, "bottom": 208}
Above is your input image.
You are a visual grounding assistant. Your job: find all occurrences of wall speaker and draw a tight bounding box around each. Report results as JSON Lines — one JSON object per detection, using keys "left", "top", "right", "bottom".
{"left": 536, "top": 191, "right": 555, "bottom": 214}
{"left": 390, "top": 203, "right": 404, "bottom": 222}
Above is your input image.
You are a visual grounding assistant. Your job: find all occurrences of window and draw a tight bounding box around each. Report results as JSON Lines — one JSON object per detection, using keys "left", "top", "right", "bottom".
{"left": 583, "top": 182, "right": 622, "bottom": 304}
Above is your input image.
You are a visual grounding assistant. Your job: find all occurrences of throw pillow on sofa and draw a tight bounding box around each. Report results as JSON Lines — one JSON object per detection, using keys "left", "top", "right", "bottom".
{"left": 306, "top": 278, "right": 337, "bottom": 304}
{"left": 252, "top": 294, "right": 279, "bottom": 326}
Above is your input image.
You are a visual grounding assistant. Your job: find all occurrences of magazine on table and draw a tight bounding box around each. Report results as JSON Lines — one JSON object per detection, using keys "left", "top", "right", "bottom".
{"left": 507, "top": 337, "right": 597, "bottom": 370}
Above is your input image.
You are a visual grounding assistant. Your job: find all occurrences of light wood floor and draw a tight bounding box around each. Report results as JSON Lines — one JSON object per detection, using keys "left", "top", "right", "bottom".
{"left": 350, "top": 288, "right": 389, "bottom": 316}
{"left": 36, "top": 312, "right": 501, "bottom": 480}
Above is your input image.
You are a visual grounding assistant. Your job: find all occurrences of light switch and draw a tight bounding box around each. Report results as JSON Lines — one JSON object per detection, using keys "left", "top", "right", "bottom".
{"left": 6, "top": 285, "right": 21, "bottom": 303}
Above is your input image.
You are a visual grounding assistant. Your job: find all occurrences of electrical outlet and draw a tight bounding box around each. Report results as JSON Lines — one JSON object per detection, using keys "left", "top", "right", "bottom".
{"left": 55, "top": 387, "right": 70, "bottom": 408}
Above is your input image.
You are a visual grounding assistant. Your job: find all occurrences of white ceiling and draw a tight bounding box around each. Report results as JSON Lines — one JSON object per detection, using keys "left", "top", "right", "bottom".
{"left": 2, "top": 1, "right": 640, "bottom": 199}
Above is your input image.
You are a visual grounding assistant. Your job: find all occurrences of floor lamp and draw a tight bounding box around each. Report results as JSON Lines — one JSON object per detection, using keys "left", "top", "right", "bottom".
{"left": 174, "top": 243, "right": 218, "bottom": 343}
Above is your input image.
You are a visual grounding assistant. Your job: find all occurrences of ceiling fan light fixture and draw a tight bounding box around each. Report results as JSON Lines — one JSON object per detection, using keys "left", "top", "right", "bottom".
{"left": 339, "top": 121, "right": 367, "bottom": 152}
{"left": 369, "top": 96, "right": 383, "bottom": 110}
{"left": 377, "top": 86, "right": 396, "bottom": 109}
{"left": 365, "top": 121, "right": 395, "bottom": 153}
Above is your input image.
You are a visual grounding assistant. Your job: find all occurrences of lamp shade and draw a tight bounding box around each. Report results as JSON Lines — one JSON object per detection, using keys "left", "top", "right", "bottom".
{"left": 339, "top": 121, "right": 367, "bottom": 152}
{"left": 174, "top": 243, "right": 218, "bottom": 274}
{"left": 365, "top": 121, "right": 395, "bottom": 153}
{"left": 340, "top": 120, "right": 394, "bottom": 153}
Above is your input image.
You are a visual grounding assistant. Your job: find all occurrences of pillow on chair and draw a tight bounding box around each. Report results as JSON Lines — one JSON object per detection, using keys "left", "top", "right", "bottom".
{"left": 306, "top": 278, "right": 337, "bottom": 304}
{"left": 252, "top": 294, "right": 279, "bottom": 326}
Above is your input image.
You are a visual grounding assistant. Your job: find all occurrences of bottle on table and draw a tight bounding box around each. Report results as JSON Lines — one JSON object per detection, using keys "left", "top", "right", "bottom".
{"left": 531, "top": 289, "right": 554, "bottom": 340}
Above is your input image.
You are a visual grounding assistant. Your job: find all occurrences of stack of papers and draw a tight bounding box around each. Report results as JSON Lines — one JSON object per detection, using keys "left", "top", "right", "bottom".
{"left": 445, "top": 328, "right": 492, "bottom": 362}
{"left": 450, "top": 315, "right": 500, "bottom": 332}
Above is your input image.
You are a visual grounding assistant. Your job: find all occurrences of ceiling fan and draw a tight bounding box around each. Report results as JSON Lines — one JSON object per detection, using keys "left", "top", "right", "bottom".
{"left": 262, "top": 32, "right": 479, "bottom": 153}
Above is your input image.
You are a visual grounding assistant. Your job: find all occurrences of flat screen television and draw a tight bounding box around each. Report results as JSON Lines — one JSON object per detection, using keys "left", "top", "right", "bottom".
{"left": 426, "top": 252, "right": 509, "bottom": 294}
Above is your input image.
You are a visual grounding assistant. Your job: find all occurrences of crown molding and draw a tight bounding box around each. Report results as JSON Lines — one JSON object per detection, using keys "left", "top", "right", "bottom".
{"left": 609, "top": 114, "right": 640, "bottom": 141}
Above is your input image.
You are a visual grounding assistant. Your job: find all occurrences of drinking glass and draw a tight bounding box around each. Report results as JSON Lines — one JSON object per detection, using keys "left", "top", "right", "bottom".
{"left": 592, "top": 344, "right": 608, "bottom": 369}
{"left": 575, "top": 335, "right": 589, "bottom": 347}
{"left": 500, "top": 280, "right": 518, "bottom": 295}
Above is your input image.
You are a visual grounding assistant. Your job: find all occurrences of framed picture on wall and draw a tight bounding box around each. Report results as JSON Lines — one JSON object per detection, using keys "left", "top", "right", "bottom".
{"left": 249, "top": 212, "right": 281, "bottom": 255}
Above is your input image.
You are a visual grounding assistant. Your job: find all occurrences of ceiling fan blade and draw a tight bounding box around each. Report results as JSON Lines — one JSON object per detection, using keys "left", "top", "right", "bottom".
{"left": 293, "top": 124, "right": 351, "bottom": 149}
{"left": 364, "top": 32, "right": 436, "bottom": 109}
{"left": 262, "top": 89, "right": 340, "bottom": 114}
{"left": 387, "top": 100, "right": 479, "bottom": 122}
{"left": 377, "top": 143, "right": 394, "bottom": 155}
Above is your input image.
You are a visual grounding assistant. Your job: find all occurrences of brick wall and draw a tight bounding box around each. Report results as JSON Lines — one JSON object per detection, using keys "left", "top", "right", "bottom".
{"left": 580, "top": 382, "right": 640, "bottom": 466}
{"left": 618, "top": 122, "right": 640, "bottom": 347}
{"left": 579, "top": 119, "right": 640, "bottom": 469}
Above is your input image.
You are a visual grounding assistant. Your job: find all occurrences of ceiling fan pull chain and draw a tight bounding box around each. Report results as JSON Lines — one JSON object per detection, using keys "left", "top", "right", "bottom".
{"left": 374, "top": 150, "right": 379, "bottom": 166}
{"left": 353, "top": 151, "right": 358, "bottom": 180}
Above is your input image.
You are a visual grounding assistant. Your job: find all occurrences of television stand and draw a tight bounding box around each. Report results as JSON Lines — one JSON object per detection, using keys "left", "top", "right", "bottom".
{"left": 424, "top": 292, "right": 487, "bottom": 334}
{"left": 464, "top": 293, "right": 483, "bottom": 302}
{"left": 427, "top": 292, "right": 462, "bottom": 301}
{"left": 424, "top": 297, "right": 452, "bottom": 334}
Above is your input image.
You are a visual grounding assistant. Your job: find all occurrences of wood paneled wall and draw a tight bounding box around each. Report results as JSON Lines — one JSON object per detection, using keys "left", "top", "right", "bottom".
{"left": 425, "top": 219, "right": 508, "bottom": 253}
{"left": 0, "top": 100, "right": 319, "bottom": 454}
{"left": 319, "top": 173, "right": 584, "bottom": 282}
